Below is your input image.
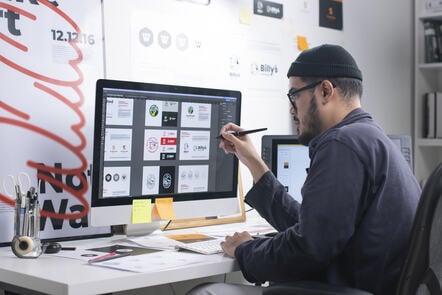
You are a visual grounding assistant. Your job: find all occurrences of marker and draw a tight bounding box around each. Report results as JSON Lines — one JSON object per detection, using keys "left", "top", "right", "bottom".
{"left": 43, "top": 242, "right": 77, "bottom": 254}
{"left": 88, "top": 251, "right": 131, "bottom": 264}
{"left": 61, "top": 247, "right": 77, "bottom": 251}
{"left": 217, "top": 127, "right": 267, "bottom": 139}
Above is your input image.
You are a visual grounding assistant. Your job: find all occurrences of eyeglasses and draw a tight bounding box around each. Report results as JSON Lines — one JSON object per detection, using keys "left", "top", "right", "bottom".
{"left": 286, "top": 80, "right": 323, "bottom": 110}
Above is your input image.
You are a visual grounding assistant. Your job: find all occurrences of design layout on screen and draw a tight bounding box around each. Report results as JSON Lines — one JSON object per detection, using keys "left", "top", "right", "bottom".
{"left": 92, "top": 80, "right": 241, "bottom": 207}
{"left": 275, "top": 143, "right": 309, "bottom": 203}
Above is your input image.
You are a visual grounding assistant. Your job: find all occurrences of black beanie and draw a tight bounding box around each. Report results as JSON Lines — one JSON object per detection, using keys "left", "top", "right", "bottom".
{"left": 287, "top": 44, "right": 362, "bottom": 81}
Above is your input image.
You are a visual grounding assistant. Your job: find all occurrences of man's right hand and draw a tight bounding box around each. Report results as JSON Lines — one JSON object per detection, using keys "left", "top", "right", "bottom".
{"left": 221, "top": 231, "right": 254, "bottom": 258}
{"left": 218, "top": 123, "right": 269, "bottom": 183}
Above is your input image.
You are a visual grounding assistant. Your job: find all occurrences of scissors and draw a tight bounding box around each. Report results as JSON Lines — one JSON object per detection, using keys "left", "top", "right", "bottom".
{"left": 2, "top": 172, "right": 31, "bottom": 201}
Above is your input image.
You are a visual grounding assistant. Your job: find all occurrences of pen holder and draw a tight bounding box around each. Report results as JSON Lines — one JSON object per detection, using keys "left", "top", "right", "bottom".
{"left": 11, "top": 187, "right": 42, "bottom": 258}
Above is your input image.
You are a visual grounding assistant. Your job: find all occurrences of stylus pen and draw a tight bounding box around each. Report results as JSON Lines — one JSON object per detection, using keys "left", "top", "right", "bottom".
{"left": 88, "top": 251, "right": 131, "bottom": 264}
{"left": 217, "top": 127, "right": 267, "bottom": 139}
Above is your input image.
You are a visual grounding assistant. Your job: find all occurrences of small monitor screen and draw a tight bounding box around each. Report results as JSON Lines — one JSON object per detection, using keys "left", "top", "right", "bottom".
{"left": 262, "top": 136, "right": 309, "bottom": 203}
{"left": 91, "top": 79, "right": 241, "bottom": 224}
{"left": 387, "top": 134, "right": 413, "bottom": 170}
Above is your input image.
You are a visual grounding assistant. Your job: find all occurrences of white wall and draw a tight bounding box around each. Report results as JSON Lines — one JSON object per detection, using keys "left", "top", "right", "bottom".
{"left": 342, "top": 0, "right": 413, "bottom": 135}
{"left": 101, "top": 0, "right": 414, "bottom": 205}
{"left": 116, "top": 2, "right": 416, "bottom": 294}
{"left": 108, "top": 2, "right": 416, "bottom": 294}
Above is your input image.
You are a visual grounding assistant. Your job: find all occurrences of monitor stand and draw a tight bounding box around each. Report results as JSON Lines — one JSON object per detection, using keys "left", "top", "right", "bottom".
{"left": 123, "top": 221, "right": 161, "bottom": 237}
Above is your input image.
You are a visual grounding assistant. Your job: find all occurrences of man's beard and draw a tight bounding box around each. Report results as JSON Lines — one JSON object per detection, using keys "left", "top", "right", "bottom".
{"left": 297, "top": 93, "right": 322, "bottom": 146}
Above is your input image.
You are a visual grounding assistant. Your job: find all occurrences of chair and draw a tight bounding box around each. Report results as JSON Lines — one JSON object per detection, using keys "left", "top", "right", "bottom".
{"left": 263, "top": 163, "right": 442, "bottom": 295}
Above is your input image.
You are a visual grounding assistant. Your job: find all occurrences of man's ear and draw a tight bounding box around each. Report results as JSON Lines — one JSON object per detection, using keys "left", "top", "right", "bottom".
{"left": 321, "top": 80, "right": 334, "bottom": 103}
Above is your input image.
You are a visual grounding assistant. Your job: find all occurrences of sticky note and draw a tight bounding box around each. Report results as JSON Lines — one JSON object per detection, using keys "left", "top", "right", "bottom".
{"left": 239, "top": 6, "right": 252, "bottom": 25}
{"left": 131, "top": 199, "right": 152, "bottom": 224}
{"left": 153, "top": 197, "right": 176, "bottom": 220}
{"left": 297, "top": 36, "right": 309, "bottom": 51}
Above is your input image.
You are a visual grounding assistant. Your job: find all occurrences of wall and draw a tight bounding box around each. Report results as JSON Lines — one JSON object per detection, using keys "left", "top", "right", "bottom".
{"left": 0, "top": 0, "right": 413, "bottom": 294}
{"left": 102, "top": 0, "right": 414, "bottom": 196}
{"left": 103, "top": 0, "right": 415, "bottom": 294}
{"left": 343, "top": 0, "right": 413, "bottom": 135}
{"left": 102, "top": 0, "right": 374, "bottom": 193}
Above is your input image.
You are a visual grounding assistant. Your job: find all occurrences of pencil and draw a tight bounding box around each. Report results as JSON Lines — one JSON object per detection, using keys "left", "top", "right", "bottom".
{"left": 217, "top": 128, "right": 267, "bottom": 139}
{"left": 88, "top": 251, "right": 131, "bottom": 264}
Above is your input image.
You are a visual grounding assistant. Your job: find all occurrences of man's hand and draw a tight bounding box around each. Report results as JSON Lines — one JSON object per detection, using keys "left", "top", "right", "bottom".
{"left": 218, "top": 123, "right": 269, "bottom": 183}
{"left": 221, "top": 231, "right": 253, "bottom": 258}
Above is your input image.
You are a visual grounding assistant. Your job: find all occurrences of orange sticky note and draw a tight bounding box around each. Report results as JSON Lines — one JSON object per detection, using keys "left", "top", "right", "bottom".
{"left": 131, "top": 199, "right": 152, "bottom": 224}
{"left": 153, "top": 198, "right": 176, "bottom": 220}
{"left": 297, "top": 36, "right": 309, "bottom": 51}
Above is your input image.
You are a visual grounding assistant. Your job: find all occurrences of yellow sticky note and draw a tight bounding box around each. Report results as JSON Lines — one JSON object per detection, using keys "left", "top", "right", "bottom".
{"left": 297, "top": 36, "right": 309, "bottom": 51}
{"left": 239, "top": 6, "right": 252, "bottom": 25}
{"left": 153, "top": 198, "right": 176, "bottom": 220}
{"left": 131, "top": 199, "right": 152, "bottom": 224}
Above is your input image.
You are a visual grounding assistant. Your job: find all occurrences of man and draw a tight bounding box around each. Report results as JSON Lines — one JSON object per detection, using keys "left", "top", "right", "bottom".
{"left": 187, "top": 44, "right": 420, "bottom": 295}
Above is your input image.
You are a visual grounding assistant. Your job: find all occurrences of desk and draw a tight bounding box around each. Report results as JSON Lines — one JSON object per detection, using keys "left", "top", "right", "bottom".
{"left": 0, "top": 236, "right": 237, "bottom": 295}
{"left": 0, "top": 213, "right": 273, "bottom": 295}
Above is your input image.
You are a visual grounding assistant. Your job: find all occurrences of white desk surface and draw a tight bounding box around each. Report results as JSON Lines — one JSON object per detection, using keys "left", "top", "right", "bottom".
{"left": 0, "top": 213, "right": 273, "bottom": 295}
{"left": 0, "top": 235, "right": 237, "bottom": 295}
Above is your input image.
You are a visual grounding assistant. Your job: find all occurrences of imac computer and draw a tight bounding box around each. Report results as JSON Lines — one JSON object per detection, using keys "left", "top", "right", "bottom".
{"left": 90, "top": 79, "right": 242, "bottom": 228}
{"left": 261, "top": 135, "right": 310, "bottom": 203}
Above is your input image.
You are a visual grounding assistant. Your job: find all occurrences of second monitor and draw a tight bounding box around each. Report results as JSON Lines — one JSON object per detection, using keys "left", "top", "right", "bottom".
{"left": 261, "top": 135, "right": 310, "bottom": 203}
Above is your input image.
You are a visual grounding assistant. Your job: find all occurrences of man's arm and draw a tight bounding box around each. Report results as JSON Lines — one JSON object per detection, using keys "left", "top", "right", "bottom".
{"left": 218, "top": 122, "right": 269, "bottom": 183}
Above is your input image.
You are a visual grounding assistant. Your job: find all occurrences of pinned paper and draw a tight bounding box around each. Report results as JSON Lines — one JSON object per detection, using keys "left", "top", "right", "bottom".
{"left": 297, "top": 35, "right": 309, "bottom": 51}
{"left": 131, "top": 199, "right": 152, "bottom": 224}
{"left": 153, "top": 197, "right": 176, "bottom": 220}
{"left": 239, "top": 6, "right": 252, "bottom": 25}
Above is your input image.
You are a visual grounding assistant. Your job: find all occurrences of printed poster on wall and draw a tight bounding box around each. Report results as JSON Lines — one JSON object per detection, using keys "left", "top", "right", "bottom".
{"left": 0, "top": 0, "right": 110, "bottom": 244}
{"left": 319, "top": 0, "right": 343, "bottom": 30}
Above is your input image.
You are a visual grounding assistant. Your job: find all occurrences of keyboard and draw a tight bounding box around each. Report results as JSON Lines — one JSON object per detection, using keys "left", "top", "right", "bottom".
{"left": 175, "top": 238, "right": 223, "bottom": 255}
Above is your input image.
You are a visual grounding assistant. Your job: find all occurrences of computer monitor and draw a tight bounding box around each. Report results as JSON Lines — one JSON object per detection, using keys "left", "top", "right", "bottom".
{"left": 90, "top": 79, "right": 242, "bottom": 228}
{"left": 261, "top": 135, "right": 310, "bottom": 203}
{"left": 387, "top": 134, "right": 413, "bottom": 170}
{"left": 260, "top": 135, "right": 413, "bottom": 204}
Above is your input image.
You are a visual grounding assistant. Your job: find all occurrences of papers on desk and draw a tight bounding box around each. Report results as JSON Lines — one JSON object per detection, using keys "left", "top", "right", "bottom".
{"left": 114, "top": 234, "right": 182, "bottom": 250}
{"left": 51, "top": 244, "right": 160, "bottom": 262}
{"left": 89, "top": 250, "right": 209, "bottom": 273}
{"left": 50, "top": 212, "right": 273, "bottom": 273}
{"left": 51, "top": 249, "right": 107, "bottom": 262}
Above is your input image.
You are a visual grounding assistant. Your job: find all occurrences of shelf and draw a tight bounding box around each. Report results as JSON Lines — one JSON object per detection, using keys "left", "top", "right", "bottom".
{"left": 418, "top": 12, "right": 442, "bottom": 20}
{"left": 415, "top": 0, "right": 442, "bottom": 180}
{"left": 418, "top": 62, "right": 442, "bottom": 70}
{"left": 416, "top": 138, "right": 442, "bottom": 146}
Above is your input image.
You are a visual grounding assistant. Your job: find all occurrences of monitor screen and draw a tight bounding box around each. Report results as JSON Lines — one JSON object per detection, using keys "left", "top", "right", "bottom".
{"left": 262, "top": 135, "right": 309, "bottom": 203}
{"left": 387, "top": 134, "right": 413, "bottom": 170}
{"left": 91, "top": 79, "right": 242, "bottom": 227}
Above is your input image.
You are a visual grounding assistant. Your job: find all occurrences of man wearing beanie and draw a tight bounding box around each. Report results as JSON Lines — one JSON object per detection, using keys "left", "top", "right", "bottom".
{"left": 187, "top": 44, "right": 420, "bottom": 295}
